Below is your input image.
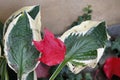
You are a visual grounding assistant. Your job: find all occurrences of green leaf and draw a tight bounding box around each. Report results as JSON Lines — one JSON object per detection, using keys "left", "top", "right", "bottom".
{"left": 85, "top": 73, "right": 92, "bottom": 80}
{"left": 28, "top": 5, "right": 40, "bottom": 19}
{"left": 0, "top": 21, "right": 3, "bottom": 41}
{"left": 50, "top": 22, "right": 107, "bottom": 80}
{"left": 73, "top": 50, "right": 97, "bottom": 60}
{"left": 112, "top": 38, "right": 120, "bottom": 50}
{"left": 86, "top": 22, "right": 107, "bottom": 48}
{"left": 64, "top": 22, "right": 107, "bottom": 73}
{"left": 3, "top": 16, "right": 15, "bottom": 36}
{"left": 0, "top": 21, "right": 4, "bottom": 56}
{"left": 69, "top": 5, "right": 92, "bottom": 29}
{"left": 3, "top": 5, "right": 40, "bottom": 35}
{"left": 65, "top": 34, "right": 99, "bottom": 56}
{"left": 49, "top": 65, "right": 83, "bottom": 80}
{"left": 26, "top": 71, "right": 37, "bottom": 80}
{"left": 65, "top": 22, "right": 106, "bottom": 55}
{"left": 0, "top": 57, "right": 9, "bottom": 80}
{"left": 4, "top": 12, "right": 40, "bottom": 80}
{"left": 4, "top": 5, "right": 41, "bottom": 80}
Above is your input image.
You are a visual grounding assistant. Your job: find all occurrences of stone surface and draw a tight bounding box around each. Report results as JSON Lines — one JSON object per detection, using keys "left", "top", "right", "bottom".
{"left": 0, "top": 0, "right": 120, "bottom": 34}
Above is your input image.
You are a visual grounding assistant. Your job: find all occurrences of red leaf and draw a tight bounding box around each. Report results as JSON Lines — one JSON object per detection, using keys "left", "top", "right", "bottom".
{"left": 35, "top": 63, "right": 50, "bottom": 78}
{"left": 33, "top": 29, "right": 66, "bottom": 66}
{"left": 103, "top": 57, "right": 120, "bottom": 79}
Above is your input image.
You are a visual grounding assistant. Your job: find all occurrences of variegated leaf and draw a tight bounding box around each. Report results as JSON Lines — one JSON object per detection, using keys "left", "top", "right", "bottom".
{"left": 26, "top": 71, "right": 37, "bottom": 80}
{"left": 60, "top": 21, "right": 107, "bottom": 74}
{"left": 4, "top": 5, "right": 41, "bottom": 79}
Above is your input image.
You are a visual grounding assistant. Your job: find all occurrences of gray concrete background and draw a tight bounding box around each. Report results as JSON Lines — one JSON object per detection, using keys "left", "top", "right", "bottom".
{"left": 0, "top": 0, "right": 120, "bottom": 34}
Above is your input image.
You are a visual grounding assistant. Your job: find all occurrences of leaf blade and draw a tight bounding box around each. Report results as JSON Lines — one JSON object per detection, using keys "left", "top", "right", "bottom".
{"left": 64, "top": 21, "right": 107, "bottom": 73}
{"left": 4, "top": 10, "right": 41, "bottom": 79}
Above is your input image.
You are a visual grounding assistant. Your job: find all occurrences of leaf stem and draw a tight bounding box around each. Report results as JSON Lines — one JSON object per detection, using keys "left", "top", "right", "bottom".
{"left": 17, "top": 62, "right": 23, "bottom": 80}
{"left": 17, "top": 74, "right": 22, "bottom": 80}
{"left": 5, "top": 60, "right": 9, "bottom": 80}
{"left": 49, "top": 59, "right": 68, "bottom": 80}
{"left": 17, "top": 73, "right": 28, "bottom": 80}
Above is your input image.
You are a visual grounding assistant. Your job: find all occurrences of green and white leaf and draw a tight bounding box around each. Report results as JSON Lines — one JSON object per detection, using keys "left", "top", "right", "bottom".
{"left": 50, "top": 21, "right": 108, "bottom": 80}
{"left": 60, "top": 21, "right": 101, "bottom": 41}
{"left": 26, "top": 71, "right": 37, "bottom": 80}
{"left": 4, "top": 5, "right": 41, "bottom": 80}
{"left": 3, "top": 5, "right": 41, "bottom": 37}
{"left": 60, "top": 21, "right": 107, "bottom": 74}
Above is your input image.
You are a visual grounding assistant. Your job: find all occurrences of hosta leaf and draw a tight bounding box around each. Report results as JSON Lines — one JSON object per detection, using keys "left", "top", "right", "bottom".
{"left": 3, "top": 5, "right": 41, "bottom": 36}
{"left": 86, "top": 21, "right": 107, "bottom": 47}
{"left": 58, "top": 21, "right": 107, "bottom": 74}
{"left": 28, "top": 5, "right": 40, "bottom": 19}
{"left": 65, "top": 34, "right": 99, "bottom": 54}
{"left": 60, "top": 21, "right": 101, "bottom": 41}
{"left": 4, "top": 11, "right": 41, "bottom": 79}
{"left": 50, "top": 21, "right": 108, "bottom": 80}
{"left": 64, "top": 22, "right": 107, "bottom": 73}
{"left": 73, "top": 50, "right": 97, "bottom": 61}
{"left": 26, "top": 71, "right": 37, "bottom": 80}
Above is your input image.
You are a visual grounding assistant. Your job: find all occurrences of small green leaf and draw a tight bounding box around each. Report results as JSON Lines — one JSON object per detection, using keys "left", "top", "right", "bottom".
{"left": 69, "top": 5, "right": 92, "bottom": 28}
{"left": 85, "top": 73, "right": 92, "bottom": 80}
{"left": 112, "top": 38, "right": 120, "bottom": 52}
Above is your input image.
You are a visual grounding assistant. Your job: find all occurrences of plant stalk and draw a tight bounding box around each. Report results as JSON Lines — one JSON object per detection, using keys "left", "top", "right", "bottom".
{"left": 49, "top": 59, "right": 68, "bottom": 80}
{"left": 17, "top": 73, "right": 28, "bottom": 80}
{"left": 5, "top": 62, "right": 9, "bottom": 80}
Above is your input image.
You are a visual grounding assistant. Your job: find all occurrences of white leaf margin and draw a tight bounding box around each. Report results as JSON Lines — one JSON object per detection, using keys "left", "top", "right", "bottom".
{"left": 3, "top": 5, "right": 41, "bottom": 79}
{"left": 60, "top": 20, "right": 109, "bottom": 74}
{"left": 4, "top": 13, "right": 22, "bottom": 73}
